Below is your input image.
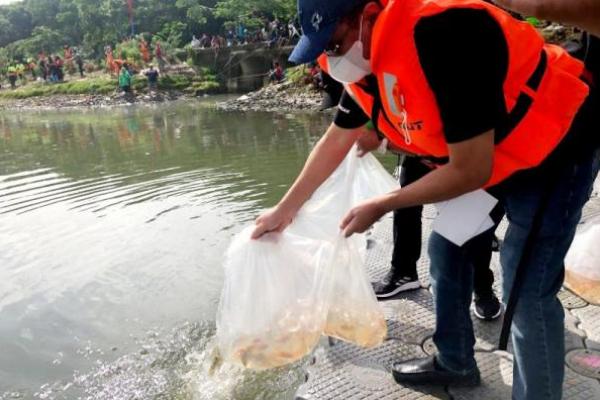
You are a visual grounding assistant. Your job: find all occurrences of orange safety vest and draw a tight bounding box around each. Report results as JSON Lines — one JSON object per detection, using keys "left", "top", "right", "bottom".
{"left": 321, "top": 0, "right": 590, "bottom": 186}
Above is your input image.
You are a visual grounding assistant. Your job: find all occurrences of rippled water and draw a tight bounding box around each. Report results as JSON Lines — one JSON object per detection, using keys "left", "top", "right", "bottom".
{"left": 0, "top": 100, "right": 333, "bottom": 399}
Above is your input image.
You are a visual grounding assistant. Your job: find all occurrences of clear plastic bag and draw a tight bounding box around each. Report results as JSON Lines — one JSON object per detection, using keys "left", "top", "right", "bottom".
{"left": 565, "top": 216, "right": 600, "bottom": 305}
{"left": 324, "top": 236, "right": 387, "bottom": 348}
{"left": 216, "top": 228, "right": 334, "bottom": 370}
{"left": 216, "top": 147, "right": 398, "bottom": 369}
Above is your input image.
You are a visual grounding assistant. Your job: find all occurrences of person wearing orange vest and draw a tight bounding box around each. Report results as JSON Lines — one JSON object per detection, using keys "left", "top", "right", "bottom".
{"left": 251, "top": 0, "right": 599, "bottom": 398}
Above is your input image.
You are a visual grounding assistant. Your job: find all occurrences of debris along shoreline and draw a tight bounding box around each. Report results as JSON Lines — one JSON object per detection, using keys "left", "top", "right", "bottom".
{"left": 0, "top": 90, "right": 191, "bottom": 112}
{"left": 216, "top": 80, "right": 324, "bottom": 113}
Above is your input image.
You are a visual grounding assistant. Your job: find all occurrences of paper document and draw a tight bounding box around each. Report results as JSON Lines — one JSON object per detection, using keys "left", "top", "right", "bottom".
{"left": 432, "top": 190, "right": 498, "bottom": 247}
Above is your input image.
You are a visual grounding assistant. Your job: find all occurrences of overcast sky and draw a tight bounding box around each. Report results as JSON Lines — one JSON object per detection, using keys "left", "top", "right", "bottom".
{"left": 0, "top": 0, "right": 21, "bottom": 5}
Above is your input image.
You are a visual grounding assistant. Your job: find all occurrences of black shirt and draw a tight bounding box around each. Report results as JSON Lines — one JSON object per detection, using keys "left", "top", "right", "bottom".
{"left": 584, "top": 34, "right": 600, "bottom": 79}
{"left": 145, "top": 70, "right": 159, "bottom": 83}
{"left": 335, "top": 8, "right": 509, "bottom": 144}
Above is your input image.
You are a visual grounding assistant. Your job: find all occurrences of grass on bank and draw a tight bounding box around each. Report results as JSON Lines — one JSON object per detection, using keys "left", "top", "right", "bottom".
{"left": 0, "top": 74, "right": 221, "bottom": 100}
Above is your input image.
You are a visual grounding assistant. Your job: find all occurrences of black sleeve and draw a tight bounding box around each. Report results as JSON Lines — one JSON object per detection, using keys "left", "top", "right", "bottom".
{"left": 334, "top": 90, "right": 370, "bottom": 129}
{"left": 585, "top": 34, "right": 600, "bottom": 78}
{"left": 415, "top": 9, "right": 509, "bottom": 143}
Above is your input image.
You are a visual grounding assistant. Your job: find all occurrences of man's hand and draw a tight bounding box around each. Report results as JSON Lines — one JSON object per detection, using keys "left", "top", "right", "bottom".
{"left": 356, "top": 128, "right": 382, "bottom": 157}
{"left": 493, "top": 0, "right": 600, "bottom": 37}
{"left": 340, "top": 198, "right": 387, "bottom": 237}
{"left": 251, "top": 206, "right": 296, "bottom": 239}
{"left": 251, "top": 123, "right": 362, "bottom": 240}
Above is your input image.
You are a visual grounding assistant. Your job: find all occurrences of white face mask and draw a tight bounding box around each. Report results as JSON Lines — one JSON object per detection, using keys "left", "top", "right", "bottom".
{"left": 326, "top": 14, "right": 372, "bottom": 84}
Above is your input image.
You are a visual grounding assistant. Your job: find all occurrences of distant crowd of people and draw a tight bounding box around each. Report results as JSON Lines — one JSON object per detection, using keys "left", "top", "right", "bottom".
{"left": 191, "top": 18, "right": 301, "bottom": 50}
{"left": 1, "top": 45, "right": 85, "bottom": 90}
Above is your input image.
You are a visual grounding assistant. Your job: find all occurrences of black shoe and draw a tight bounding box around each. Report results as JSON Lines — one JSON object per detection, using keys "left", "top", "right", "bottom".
{"left": 392, "top": 356, "right": 481, "bottom": 387}
{"left": 372, "top": 273, "right": 420, "bottom": 299}
{"left": 474, "top": 293, "right": 503, "bottom": 321}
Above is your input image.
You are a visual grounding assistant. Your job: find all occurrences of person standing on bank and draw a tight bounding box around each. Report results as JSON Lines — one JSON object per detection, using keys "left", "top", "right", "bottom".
{"left": 251, "top": 0, "right": 599, "bottom": 398}
{"left": 145, "top": 65, "right": 159, "bottom": 92}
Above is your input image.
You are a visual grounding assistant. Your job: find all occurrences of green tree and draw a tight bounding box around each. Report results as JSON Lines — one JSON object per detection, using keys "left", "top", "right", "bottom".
{"left": 215, "top": 0, "right": 295, "bottom": 28}
{"left": 175, "top": 0, "right": 216, "bottom": 26}
{"left": 0, "top": 14, "right": 14, "bottom": 47}
{"left": 0, "top": 0, "right": 298, "bottom": 61}
{"left": 56, "top": 0, "right": 82, "bottom": 43}
{"left": 7, "top": 26, "right": 65, "bottom": 59}
{"left": 157, "top": 21, "right": 188, "bottom": 48}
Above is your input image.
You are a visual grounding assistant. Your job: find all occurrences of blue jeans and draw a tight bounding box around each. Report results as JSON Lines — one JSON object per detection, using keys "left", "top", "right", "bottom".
{"left": 429, "top": 148, "right": 600, "bottom": 399}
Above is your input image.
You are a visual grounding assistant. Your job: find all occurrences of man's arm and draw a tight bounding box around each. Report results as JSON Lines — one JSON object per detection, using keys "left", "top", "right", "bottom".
{"left": 378, "top": 130, "right": 494, "bottom": 209}
{"left": 252, "top": 123, "right": 362, "bottom": 239}
{"left": 341, "top": 130, "right": 495, "bottom": 236}
{"left": 494, "top": 0, "right": 600, "bottom": 36}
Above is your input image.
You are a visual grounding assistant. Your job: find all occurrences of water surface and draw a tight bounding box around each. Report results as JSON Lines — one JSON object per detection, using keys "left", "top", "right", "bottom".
{"left": 0, "top": 100, "right": 334, "bottom": 399}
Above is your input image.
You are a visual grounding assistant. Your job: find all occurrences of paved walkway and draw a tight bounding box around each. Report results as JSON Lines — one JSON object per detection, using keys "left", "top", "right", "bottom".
{"left": 296, "top": 179, "right": 600, "bottom": 399}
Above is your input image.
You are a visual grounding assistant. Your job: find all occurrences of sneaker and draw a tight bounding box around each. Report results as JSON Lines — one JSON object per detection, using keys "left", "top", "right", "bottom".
{"left": 372, "top": 273, "right": 421, "bottom": 299}
{"left": 474, "top": 293, "right": 503, "bottom": 321}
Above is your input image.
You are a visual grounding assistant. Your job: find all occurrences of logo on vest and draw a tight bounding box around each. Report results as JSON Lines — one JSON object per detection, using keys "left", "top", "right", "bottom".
{"left": 383, "top": 73, "right": 423, "bottom": 144}
{"left": 403, "top": 120, "right": 424, "bottom": 131}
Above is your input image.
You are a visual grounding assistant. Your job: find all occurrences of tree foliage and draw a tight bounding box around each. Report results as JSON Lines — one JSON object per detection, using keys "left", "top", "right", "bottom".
{"left": 0, "top": 0, "right": 297, "bottom": 60}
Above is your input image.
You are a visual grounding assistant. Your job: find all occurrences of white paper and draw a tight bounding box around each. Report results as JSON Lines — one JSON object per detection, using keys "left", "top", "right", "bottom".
{"left": 432, "top": 190, "right": 498, "bottom": 247}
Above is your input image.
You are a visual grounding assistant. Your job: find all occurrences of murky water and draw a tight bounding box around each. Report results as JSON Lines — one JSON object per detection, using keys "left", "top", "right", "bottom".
{"left": 0, "top": 100, "right": 334, "bottom": 399}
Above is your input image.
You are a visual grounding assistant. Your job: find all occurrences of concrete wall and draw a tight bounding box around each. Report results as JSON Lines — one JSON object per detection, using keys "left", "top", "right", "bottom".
{"left": 191, "top": 45, "right": 295, "bottom": 92}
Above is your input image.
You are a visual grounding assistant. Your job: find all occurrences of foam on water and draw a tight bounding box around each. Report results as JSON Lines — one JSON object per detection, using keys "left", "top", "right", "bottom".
{"left": 1, "top": 321, "right": 306, "bottom": 400}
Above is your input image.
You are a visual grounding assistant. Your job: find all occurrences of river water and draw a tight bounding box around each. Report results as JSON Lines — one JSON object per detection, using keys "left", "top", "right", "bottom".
{"left": 0, "top": 100, "right": 335, "bottom": 400}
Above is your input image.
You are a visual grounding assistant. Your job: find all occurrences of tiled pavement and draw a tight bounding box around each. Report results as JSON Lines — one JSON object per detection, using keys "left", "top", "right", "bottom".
{"left": 296, "top": 179, "right": 600, "bottom": 400}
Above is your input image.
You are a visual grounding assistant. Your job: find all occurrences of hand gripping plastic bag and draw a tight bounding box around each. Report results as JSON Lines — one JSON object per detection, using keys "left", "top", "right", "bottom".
{"left": 565, "top": 216, "right": 600, "bottom": 305}
{"left": 216, "top": 146, "right": 398, "bottom": 370}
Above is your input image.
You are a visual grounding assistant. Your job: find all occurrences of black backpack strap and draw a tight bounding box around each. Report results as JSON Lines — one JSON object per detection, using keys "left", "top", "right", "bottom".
{"left": 498, "top": 177, "right": 557, "bottom": 350}
{"left": 495, "top": 50, "right": 547, "bottom": 144}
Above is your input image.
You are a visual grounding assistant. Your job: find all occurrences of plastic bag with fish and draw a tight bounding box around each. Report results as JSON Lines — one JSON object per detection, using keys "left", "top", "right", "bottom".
{"left": 216, "top": 146, "right": 398, "bottom": 370}
{"left": 565, "top": 216, "right": 600, "bottom": 305}
{"left": 324, "top": 235, "right": 387, "bottom": 348}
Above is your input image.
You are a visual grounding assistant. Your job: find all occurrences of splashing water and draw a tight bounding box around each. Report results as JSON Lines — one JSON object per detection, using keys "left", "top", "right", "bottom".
{"left": 15, "top": 321, "right": 306, "bottom": 400}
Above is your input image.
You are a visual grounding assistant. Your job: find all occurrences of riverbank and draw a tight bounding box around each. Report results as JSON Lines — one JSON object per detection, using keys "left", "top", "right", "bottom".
{"left": 0, "top": 90, "right": 195, "bottom": 111}
{"left": 215, "top": 63, "right": 327, "bottom": 113}
{"left": 215, "top": 80, "right": 323, "bottom": 113}
{"left": 0, "top": 66, "right": 220, "bottom": 111}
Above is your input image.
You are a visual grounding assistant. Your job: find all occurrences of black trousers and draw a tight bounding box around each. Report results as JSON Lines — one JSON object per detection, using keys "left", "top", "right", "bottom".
{"left": 390, "top": 156, "right": 498, "bottom": 297}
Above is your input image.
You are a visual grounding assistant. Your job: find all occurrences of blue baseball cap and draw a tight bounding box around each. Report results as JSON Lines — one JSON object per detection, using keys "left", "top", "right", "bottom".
{"left": 289, "top": 0, "right": 366, "bottom": 64}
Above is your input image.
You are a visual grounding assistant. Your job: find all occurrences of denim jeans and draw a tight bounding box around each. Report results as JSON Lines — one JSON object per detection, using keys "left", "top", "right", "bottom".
{"left": 392, "top": 156, "right": 499, "bottom": 297}
{"left": 429, "top": 148, "right": 600, "bottom": 399}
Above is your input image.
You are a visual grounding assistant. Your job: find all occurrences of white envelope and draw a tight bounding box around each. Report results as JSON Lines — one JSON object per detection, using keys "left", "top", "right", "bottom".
{"left": 432, "top": 190, "right": 498, "bottom": 247}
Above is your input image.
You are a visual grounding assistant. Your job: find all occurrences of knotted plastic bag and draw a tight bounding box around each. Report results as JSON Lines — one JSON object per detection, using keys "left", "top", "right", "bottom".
{"left": 216, "top": 146, "right": 398, "bottom": 370}
{"left": 565, "top": 216, "right": 600, "bottom": 305}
